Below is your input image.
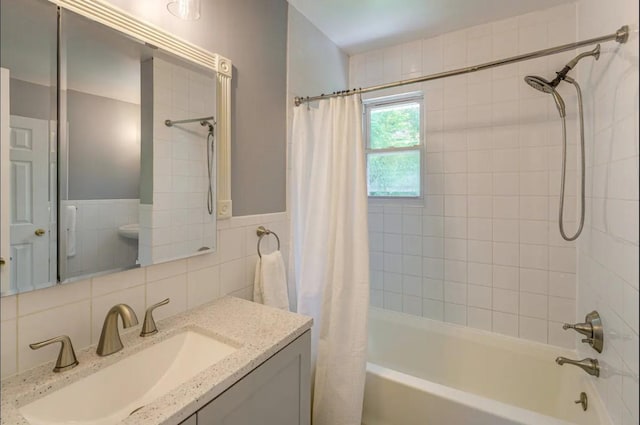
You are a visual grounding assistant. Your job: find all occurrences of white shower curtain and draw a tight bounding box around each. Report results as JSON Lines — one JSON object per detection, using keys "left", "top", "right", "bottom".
{"left": 291, "top": 96, "right": 370, "bottom": 425}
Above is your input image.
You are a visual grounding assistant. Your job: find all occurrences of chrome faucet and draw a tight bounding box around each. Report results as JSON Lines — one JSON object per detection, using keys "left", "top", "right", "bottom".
{"left": 97, "top": 304, "right": 139, "bottom": 356}
{"left": 556, "top": 357, "right": 600, "bottom": 377}
{"left": 29, "top": 335, "right": 79, "bottom": 373}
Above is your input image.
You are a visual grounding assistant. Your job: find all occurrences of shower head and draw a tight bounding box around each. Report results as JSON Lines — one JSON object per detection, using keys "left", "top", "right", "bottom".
{"left": 524, "top": 75, "right": 556, "bottom": 93}
{"left": 524, "top": 75, "right": 566, "bottom": 117}
{"left": 523, "top": 44, "right": 602, "bottom": 105}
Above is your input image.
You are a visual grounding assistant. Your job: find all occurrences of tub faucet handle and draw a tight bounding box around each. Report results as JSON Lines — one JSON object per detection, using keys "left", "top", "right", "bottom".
{"left": 562, "top": 322, "right": 592, "bottom": 335}
{"left": 562, "top": 310, "right": 603, "bottom": 353}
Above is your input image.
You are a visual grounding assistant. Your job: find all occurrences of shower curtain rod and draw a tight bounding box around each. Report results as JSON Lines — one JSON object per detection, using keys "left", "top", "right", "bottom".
{"left": 294, "top": 25, "right": 630, "bottom": 107}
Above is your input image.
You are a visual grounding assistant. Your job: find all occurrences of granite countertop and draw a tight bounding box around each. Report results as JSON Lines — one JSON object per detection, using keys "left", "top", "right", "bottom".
{"left": 1, "top": 297, "right": 313, "bottom": 425}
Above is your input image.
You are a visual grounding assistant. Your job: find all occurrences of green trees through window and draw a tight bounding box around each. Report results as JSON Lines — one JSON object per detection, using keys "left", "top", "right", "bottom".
{"left": 366, "top": 96, "right": 422, "bottom": 197}
{"left": 370, "top": 103, "right": 420, "bottom": 149}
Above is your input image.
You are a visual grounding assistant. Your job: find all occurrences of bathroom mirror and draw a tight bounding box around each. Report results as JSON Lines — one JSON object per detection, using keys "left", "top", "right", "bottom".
{"left": 0, "top": 0, "right": 59, "bottom": 295}
{"left": 0, "top": 0, "right": 233, "bottom": 295}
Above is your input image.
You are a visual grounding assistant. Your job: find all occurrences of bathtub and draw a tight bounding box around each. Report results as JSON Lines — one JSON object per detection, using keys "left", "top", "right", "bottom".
{"left": 363, "top": 308, "right": 611, "bottom": 425}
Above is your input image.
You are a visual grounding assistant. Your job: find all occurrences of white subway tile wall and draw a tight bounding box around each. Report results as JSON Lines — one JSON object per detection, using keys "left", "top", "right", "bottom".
{"left": 577, "top": 0, "right": 639, "bottom": 423}
{"left": 0, "top": 212, "right": 288, "bottom": 379}
{"left": 353, "top": 4, "right": 581, "bottom": 348}
{"left": 62, "top": 199, "right": 139, "bottom": 278}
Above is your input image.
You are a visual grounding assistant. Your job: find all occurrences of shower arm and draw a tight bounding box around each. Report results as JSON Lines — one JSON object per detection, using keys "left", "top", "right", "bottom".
{"left": 551, "top": 44, "right": 601, "bottom": 86}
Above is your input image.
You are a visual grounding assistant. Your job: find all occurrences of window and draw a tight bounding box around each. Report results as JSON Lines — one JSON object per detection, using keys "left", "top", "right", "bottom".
{"left": 364, "top": 92, "right": 423, "bottom": 198}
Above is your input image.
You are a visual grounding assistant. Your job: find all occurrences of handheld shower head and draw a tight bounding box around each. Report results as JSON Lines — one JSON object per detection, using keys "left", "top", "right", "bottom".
{"left": 524, "top": 75, "right": 556, "bottom": 93}
{"left": 524, "top": 75, "right": 566, "bottom": 117}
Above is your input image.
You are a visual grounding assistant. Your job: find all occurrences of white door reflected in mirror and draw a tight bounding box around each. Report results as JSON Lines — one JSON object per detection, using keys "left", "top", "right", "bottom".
{"left": 9, "top": 116, "right": 53, "bottom": 294}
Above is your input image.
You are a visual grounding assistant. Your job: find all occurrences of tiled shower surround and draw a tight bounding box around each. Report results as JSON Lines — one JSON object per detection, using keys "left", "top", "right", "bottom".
{"left": 352, "top": 3, "right": 581, "bottom": 348}
{"left": 576, "top": 0, "right": 639, "bottom": 422}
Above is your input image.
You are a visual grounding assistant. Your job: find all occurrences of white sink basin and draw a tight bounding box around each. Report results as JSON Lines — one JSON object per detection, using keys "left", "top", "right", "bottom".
{"left": 19, "top": 330, "right": 237, "bottom": 425}
{"left": 118, "top": 223, "right": 139, "bottom": 240}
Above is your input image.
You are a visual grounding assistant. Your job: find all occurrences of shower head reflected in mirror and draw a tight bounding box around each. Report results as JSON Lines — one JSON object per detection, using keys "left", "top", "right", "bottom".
{"left": 200, "top": 120, "right": 214, "bottom": 133}
{"left": 164, "top": 116, "right": 216, "bottom": 216}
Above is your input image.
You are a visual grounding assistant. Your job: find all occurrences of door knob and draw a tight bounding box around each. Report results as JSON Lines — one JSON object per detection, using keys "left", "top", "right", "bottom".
{"left": 0, "top": 257, "right": 5, "bottom": 266}
{"left": 35, "top": 228, "right": 46, "bottom": 236}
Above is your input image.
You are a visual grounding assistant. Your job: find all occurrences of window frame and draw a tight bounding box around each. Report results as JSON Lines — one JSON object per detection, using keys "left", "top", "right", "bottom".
{"left": 363, "top": 91, "right": 424, "bottom": 199}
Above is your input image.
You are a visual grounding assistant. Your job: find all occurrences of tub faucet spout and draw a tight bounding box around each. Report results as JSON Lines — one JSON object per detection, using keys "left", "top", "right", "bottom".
{"left": 555, "top": 357, "right": 599, "bottom": 377}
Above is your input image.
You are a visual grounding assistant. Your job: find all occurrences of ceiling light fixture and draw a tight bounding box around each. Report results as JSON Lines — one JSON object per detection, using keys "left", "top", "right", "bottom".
{"left": 167, "top": 0, "right": 201, "bottom": 20}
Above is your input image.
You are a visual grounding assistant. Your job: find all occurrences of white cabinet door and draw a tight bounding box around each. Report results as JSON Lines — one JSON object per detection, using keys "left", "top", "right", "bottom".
{"left": 197, "top": 331, "right": 310, "bottom": 425}
{"left": 9, "top": 115, "right": 51, "bottom": 293}
{"left": 179, "top": 414, "right": 197, "bottom": 425}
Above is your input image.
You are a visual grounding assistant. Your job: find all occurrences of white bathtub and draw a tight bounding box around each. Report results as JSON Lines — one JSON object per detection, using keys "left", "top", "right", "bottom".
{"left": 363, "top": 308, "right": 611, "bottom": 425}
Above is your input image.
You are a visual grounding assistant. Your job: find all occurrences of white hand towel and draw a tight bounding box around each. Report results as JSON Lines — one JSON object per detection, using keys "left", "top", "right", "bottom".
{"left": 66, "top": 205, "right": 77, "bottom": 257}
{"left": 253, "top": 251, "right": 289, "bottom": 311}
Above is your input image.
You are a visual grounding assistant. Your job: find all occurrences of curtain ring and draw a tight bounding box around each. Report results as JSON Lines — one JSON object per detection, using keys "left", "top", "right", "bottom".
{"left": 256, "top": 226, "right": 280, "bottom": 258}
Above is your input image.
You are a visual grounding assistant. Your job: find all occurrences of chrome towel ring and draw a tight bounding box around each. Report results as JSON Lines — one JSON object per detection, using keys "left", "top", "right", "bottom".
{"left": 256, "top": 226, "right": 280, "bottom": 258}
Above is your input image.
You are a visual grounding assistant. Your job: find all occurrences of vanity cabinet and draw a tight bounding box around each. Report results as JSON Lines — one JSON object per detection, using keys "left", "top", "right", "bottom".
{"left": 180, "top": 331, "right": 310, "bottom": 425}
{"left": 181, "top": 415, "right": 197, "bottom": 425}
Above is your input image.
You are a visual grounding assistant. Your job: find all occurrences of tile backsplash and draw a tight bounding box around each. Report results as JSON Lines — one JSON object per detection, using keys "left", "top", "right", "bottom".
{"left": 352, "top": 3, "right": 580, "bottom": 348}
{"left": 0, "top": 212, "right": 288, "bottom": 380}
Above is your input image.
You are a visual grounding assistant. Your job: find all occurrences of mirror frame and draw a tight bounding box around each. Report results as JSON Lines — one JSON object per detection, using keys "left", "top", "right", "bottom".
{"left": 49, "top": 0, "right": 233, "bottom": 219}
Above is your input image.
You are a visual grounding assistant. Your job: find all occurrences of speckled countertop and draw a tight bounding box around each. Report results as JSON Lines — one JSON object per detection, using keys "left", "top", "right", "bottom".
{"left": 1, "top": 297, "right": 312, "bottom": 425}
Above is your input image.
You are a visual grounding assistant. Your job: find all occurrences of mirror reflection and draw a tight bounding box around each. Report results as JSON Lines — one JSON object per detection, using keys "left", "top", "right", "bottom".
{"left": 0, "top": 0, "right": 58, "bottom": 295}
{"left": 59, "top": 9, "right": 150, "bottom": 279}
{"left": 0, "top": 0, "right": 217, "bottom": 296}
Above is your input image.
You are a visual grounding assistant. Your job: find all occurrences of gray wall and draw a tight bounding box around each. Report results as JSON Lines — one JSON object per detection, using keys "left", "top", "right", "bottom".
{"left": 9, "top": 78, "right": 55, "bottom": 121}
{"left": 287, "top": 7, "right": 349, "bottom": 101}
{"left": 228, "top": 1, "right": 288, "bottom": 216}
{"left": 139, "top": 59, "right": 153, "bottom": 205}
{"left": 67, "top": 89, "right": 140, "bottom": 200}
{"left": 9, "top": 79, "right": 141, "bottom": 200}
{"left": 285, "top": 7, "right": 349, "bottom": 311}
{"left": 106, "top": 0, "right": 289, "bottom": 216}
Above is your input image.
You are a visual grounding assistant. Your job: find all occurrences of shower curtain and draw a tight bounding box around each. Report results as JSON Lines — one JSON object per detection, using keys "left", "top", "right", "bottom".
{"left": 291, "top": 96, "right": 370, "bottom": 425}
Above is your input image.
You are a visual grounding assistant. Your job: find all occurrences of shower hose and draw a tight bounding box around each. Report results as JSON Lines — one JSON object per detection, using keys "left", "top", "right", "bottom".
{"left": 557, "top": 77, "right": 586, "bottom": 241}
{"left": 207, "top": 127, "right": 215, "bottom": 216}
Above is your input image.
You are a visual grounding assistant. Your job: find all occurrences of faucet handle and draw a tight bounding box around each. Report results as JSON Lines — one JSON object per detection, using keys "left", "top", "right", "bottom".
{"left": 562, "top": 311, "right": 603, "bottom": 353}
{"left": 562, "top": 322, "right": 593, "bottom": 336}
{"left": 140, "top": 298, "right": 170, "bottom": 337}
{"left": 30, "top": 335, "right": 79, "bottom": 373}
